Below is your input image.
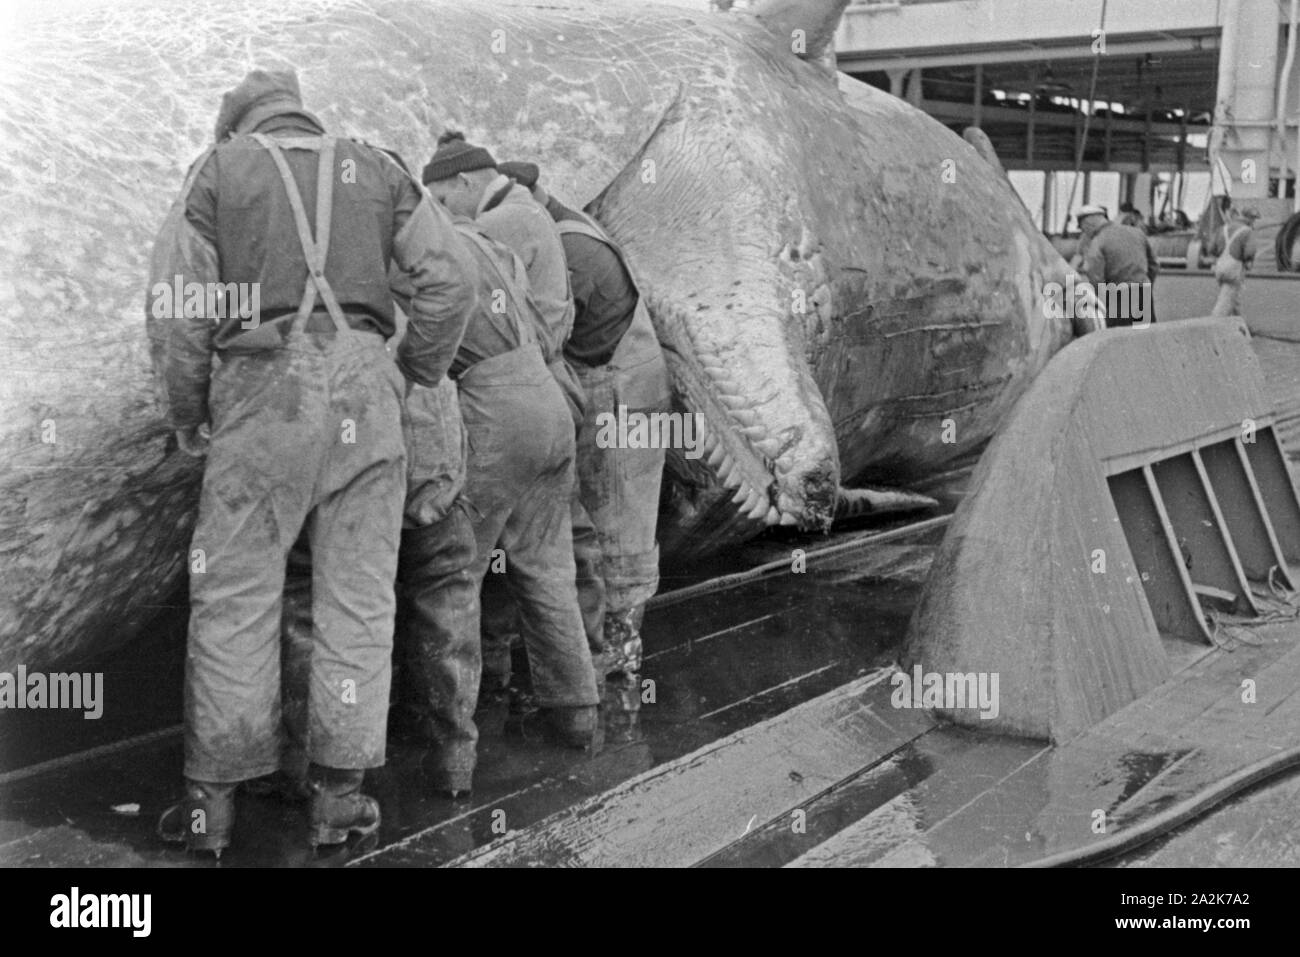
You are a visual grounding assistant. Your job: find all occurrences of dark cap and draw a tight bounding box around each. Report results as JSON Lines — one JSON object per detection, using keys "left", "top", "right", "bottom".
{"left": 214, "top": 69, "right": 317, "bottom": 142}
{"left": 422, "top": 131, "right": 497, "bottom": 184}
{"left": 497, "top": 160, "right": 540, "bottom": 189}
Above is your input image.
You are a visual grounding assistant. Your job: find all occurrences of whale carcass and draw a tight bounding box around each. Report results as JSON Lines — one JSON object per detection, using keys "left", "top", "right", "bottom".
{"left": 0, "top": 0, "right": 1085, "bottom": 668}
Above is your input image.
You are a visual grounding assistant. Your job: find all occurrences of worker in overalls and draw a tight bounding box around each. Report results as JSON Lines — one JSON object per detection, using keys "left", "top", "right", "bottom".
{"left": 421, "top": 134, "right": 605, "bottom": 699}
{"left": 498, "top": 161, "right": 671, "bottom": 684}
{"left": 1211, "top": 206, "right": 1260, "bottom": 318}
{"left": 151, "top": 70, "right": 477, "bottom": 854}
{"left": 422, "top": 138, "right": 602, "bottom": 745}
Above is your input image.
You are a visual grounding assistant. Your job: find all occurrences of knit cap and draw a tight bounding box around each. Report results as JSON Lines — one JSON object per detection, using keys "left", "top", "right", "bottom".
{"left": 422, "top": 130, "right": 497, "bottom": 184}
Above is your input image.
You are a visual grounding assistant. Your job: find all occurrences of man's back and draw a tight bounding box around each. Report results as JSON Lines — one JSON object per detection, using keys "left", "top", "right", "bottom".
{"left": 187, "top": 118, "right": 411, "bottom": 345}
{"left": 1082, "top": 222, "right": 1158, "bottom": 286}
{"left": 476, "top": 180, "right": 572, "bottom": 356}
{"left": 448, "top": 221, "right": 540, "bottom": 377}
{"left": 545, "top": 197, "right": 638, "bottom": 368}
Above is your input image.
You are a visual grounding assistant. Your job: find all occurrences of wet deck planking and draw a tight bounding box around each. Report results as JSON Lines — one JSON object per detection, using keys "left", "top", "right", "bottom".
{"left": 0, "top": 539, "right": 935, "bottom": 867}
{"left": 781, "top": 623, "right": 1300, "bottom": 868}
{"left": 357, "top": 542, "right": 935, "bottom": 868}
{"left": 785, "top": 730, "right": 1049, "bottom": 868}
{"left": 1117, "top": 762, "right": 1300, "bottom": 867}
{"left": 446, "top": 673, "right": 937, "bottom": 868}
{"left": 706, "top": 726, "right": 1043, "bottom": 868}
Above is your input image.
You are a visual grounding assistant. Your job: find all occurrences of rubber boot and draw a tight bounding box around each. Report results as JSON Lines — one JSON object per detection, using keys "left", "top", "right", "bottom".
{"left": 274, "top": 535, "right": 313, "bottom": 801}
{"left": 479, "top": 579, "right": 519, "bottom": 695}
{"left": 600, "top": 605, "right": 645, "bottom": 681}
{"left": 572, "top": 497, "right": 607, "bottom": 654}
{"left": 602, "top": 674, "right": 642, "bottom": 744}
{"left": 308, "top": 765, "right": 380, "bottom": 848}
{"left": 541, "top": 705, "right": 600, "bottom": 750}
{"left": 396, "top": 512, "right": 481, "bottom": 798}
{"left": 424, "top": 740, "right": 476, "bottom": 799}
{"left": 157, "top": 778, "right": 237, "bottom": 857}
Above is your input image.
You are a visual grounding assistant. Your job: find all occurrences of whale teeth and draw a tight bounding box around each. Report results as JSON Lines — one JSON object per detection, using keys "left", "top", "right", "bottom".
{"left": 765, "top": 506, "right": 781, "bottom": 525}
{"left": 740, "top": 425, "right": 767, "bottom": 443}
{"left": 779, "top": 511, "right": 800, "bottom": 526}
{"left": 707, "top": 444, "right": 727, "bottom": 469}
{"left": 738, "top": 486, "right": 764, "bottom": 514}
{"left": 718, "top": 457, "right": 742, "bottom": 488}
{"left": 753, "top": 437, "right": 783, "bottom": 460}
{"left": 732, "top": 483, "right": 751, "bottom": 505}
{"left": 731, "top": 409, "right": 759, "bottom": 428}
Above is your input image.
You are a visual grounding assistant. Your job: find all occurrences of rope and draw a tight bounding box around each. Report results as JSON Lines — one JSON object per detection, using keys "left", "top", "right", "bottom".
{"left": 1205, "top": 567, "right": 1300, "bottom": 649}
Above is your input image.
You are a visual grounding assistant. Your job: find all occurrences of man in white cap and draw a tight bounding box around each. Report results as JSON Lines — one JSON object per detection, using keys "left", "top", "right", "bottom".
{"left": 1073, "top": 204, "right": 1160, "bottom": 326}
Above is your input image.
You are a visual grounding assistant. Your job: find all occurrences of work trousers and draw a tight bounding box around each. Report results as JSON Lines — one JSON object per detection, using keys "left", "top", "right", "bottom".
{"left": 461, "top": 345, "right": 599, "bottom": 708}
{"left": 184, "top": 330, "right": 406, "bottom": 782}
{"left": 482, "top": 346, "right": 669, "bottom": 673}
{"left": 571, "top": 352, "right": 669, "bottom": 619}
{"left": 1212, "top": 277, "right": 1244, "bottom": 318}
{"left": 282, "top": 378, "right": 478, "bottom": 766}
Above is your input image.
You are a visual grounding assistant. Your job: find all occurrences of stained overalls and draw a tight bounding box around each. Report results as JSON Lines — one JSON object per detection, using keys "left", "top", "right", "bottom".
{"left": 452, "top": 225, "right": 600, "bottom": 711}
{"left": 185, "top": 134, "right": 407, "bottom": 782}
{"left": 557, "top": 213, "right": 671, "bottom": 675}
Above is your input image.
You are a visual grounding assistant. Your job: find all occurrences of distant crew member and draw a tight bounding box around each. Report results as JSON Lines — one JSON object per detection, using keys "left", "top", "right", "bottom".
{"left": 1074, "top": 204, "right": 1160, "bottom": 326}
{"left": 151, "top": 69, "right": 477, "bottom": 854}
{"left": 500, "top": 160, "right": 672, "bottom": 683}
{"left": 421, "top": 136, "right": 601, "bottom": 745}
{"left": 1118, "top": 202, "right": 1148, "bottom": 233}
{"left": 1210, "top": 206, "right": 1260, "bottom": 318}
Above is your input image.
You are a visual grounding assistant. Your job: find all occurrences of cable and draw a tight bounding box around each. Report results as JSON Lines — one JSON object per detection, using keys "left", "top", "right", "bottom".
{"left": 1025, "top": 565, "right": 1300, "bottom": 866}
{"left": 1064, "top": 0, "right": 1109, "bottom": 215}
{"left": 1021, "top": 746, "right": 1300, "bottom": 867}
{"left": 648, "top": 514, "right": 950, "bottom": 610}
{"left": 0, "top": 724, "right": 181, "bottom": 788}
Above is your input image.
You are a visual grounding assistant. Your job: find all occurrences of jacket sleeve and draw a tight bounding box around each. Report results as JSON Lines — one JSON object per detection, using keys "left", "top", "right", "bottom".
{"left": 148, "top": 153, "right": 220, "bottom": 431}
{"left": 388, "top": 174, "right": 478, "bottom": 386}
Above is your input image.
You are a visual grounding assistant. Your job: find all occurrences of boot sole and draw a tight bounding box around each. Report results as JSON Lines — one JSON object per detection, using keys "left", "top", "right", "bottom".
{"left": 188, "top": 838, "right": 230, "bottom": 859}
{"left": 428, "top": 768, "right": 474, "bottom": 798}
{"left": 160, "top": 833, "right": 232, "bottom": 856}
{"left": 310, "top": 816, "right": 380, "bottom": 848}
{"left": 157, "top": 807, "right": 232, "bottom": 855}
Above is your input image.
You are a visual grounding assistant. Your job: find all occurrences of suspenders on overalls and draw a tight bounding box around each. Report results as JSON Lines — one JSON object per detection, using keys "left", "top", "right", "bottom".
{"left": 454, "top": 226, "right": 539, "bottom": 356}
{"left": 556, "top": 213, "right": 664, "bottom": 380}
{"left": 1223, "top": 224, "right": 1248, "bottom": 262}
{"left": 249, "top": 132, "right": 358, "bottom": 343}
{"left": 478, "top": 176, "right": 575, "bottom": 358}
